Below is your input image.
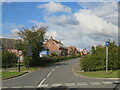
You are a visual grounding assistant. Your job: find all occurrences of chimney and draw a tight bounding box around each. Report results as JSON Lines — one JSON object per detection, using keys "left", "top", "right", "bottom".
{"left": 50, "top": 36, "right": 53, "bottom": 39}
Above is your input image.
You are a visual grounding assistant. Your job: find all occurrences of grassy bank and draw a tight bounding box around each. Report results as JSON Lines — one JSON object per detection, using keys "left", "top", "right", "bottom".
{"left": 79, "top": 70, "right": 120, "bottom": 78}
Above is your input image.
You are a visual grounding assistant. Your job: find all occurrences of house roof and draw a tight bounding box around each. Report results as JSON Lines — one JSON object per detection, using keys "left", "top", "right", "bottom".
{"left": 44, "top": 37, "right": 67, "bottom": 50}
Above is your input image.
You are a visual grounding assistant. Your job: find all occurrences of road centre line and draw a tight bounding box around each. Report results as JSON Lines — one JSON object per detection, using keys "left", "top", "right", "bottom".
{"left": 38, "top": 78, "right": 46, "bottom": 87}
{"left": 56, "top": 66, "right": 60, "bottom": 68}
{"left": 52, "top": 69, "right": 55, "bottom": 72}
{"left": 38, "top": 66, "right": 60, "bottom": 87}
{"left": 47, "top": 72, "right": 52, "bottom": 77}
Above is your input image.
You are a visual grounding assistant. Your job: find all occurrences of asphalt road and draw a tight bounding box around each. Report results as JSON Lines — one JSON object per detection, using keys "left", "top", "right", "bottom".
{"left": 2, "top": 58, "right": 120, "bottom": 89}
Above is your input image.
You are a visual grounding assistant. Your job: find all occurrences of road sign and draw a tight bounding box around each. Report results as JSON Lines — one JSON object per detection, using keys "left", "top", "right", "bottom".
{"left": 18, "top": 50, "right": 22, "bottom": 56}
{"left": 105, "top": 41, "right": 109, "bottom": 46}
{"left": 82, "top": 49, "right": 88, "bottom": 55}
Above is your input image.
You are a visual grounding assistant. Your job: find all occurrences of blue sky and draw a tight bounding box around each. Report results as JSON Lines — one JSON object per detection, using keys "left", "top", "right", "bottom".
{"left": 2, "top": 2, "right": 80, "bottom": 34}
{"left": 2, "top": 2, "right": 118, "bottom": 50}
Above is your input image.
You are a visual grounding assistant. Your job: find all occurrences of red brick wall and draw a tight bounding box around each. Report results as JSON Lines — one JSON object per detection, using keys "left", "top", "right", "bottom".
{"left": 45, "top": 39, "right": 60, "bottom": 50}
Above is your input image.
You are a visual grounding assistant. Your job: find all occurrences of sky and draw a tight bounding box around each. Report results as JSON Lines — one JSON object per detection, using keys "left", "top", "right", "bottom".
{"left": 2, "top": 2, "right": 118, "bottom": 50}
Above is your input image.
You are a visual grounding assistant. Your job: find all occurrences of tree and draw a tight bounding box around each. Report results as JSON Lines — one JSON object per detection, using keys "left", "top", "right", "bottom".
{"left": 16, "top": 26, "right": 48, "bottom": 66}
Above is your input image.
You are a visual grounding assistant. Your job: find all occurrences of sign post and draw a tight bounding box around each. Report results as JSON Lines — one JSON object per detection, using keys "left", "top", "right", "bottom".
{"left": 18, "top": 50, "right": 22, "bottom": 72}
{"left": 105, "top": 41, "right": 109, "bottom": 73}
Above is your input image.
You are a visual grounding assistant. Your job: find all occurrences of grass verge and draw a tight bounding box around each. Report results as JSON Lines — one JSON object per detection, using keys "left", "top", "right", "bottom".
{"left": 79, "top": 70, "right": 120, "bottom": 78}
{"left": 1, "top": 72, "right": 24, "bottom": 79}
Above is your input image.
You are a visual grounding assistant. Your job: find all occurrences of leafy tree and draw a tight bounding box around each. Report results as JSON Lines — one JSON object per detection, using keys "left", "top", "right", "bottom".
{"left": 16, "top": 26, "right": 47, "bottom": 66}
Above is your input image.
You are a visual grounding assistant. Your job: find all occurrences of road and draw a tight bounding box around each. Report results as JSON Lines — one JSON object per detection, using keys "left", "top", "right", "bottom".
{"left": 2, "top": 58, "right": 120, "bottom": 89}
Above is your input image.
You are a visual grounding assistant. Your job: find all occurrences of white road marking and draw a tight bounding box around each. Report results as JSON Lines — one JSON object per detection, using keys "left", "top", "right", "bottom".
{"left": 52, "top": 69, "right": 55, "bottom": 72}
{"left": 2, "top": 87, "right": 9, "bottom": 88}
{"left": 65, "top": 83, "right": 75, "bottom": 87}
{"left": 89, "top": 82, "right": 101, "bottom": 85}
{"left": 24, "top": 86, "right": 35, "bottom": 88}
{"left": 114, "top": 81, "right": 120, "bottom": 83}
{"left": 51, "top": 84, "right": 62, "bottom": 87}
{"left": 11, "top": 87, "right": 22, "bottom": 88}
{"left": 47, "top": 72, "right": 51, "bottom": 77}
{"left": 39, "top": 84, "right": 49, "bottom": 87}
{"left": 102, "top": 81, "right": 113, "bottom": 84}
{"left": 38, "top": 78, "right": 46, "bottom": 87}
{"left": 56, "top": 66, "right": 60, "bottom": 68}
{"left": 77, "top": 82, "right": 88, "bottom": 86}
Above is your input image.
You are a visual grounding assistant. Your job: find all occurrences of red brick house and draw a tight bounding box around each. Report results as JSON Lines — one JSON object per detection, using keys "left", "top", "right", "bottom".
{"left": 44, "top": 37, "right": 68, "bottom": 56}
{"left": 67, "top": 46, "right": 79, "bottom": 55}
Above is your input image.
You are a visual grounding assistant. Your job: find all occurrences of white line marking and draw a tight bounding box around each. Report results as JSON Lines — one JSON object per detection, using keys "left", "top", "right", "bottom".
{"left": 77, "top": 82, "right": 88, "bottom": 86}
{"left": 39, "top": 84, "right": 49, "bottom": 87}
{"left": 11, "top": 87, "right": 22, "bottom": 88}
{"left": 56, "top": 66, "right": 60, "bottom": 68}
{"left": 65, "top": 83, "right": 75, "bottom": 87}
{"left": 102, "top": 81, "right": 113, "bottom": 84}
{"left": 51, "top": 84, "right": 62, "bottom": 87}
{"left": 24, "top": 86, "right": 35, "bottom": 88}
{"left": 2, "top": 87, "right": 9, "bottom": 88}
{"left": 47, "top": 72, "right": 51, "bottom": 77}
{"left": 89, "top": 82, "right": 101, "bottom": 85}
{"left": 38, "top": 78, "right": 46, "bottom": 87}
{"left": 114, "top": 81, "right": 120, "bottom": 83}
{"left": 52, "top": 69, "right": 55, "bottom": 72}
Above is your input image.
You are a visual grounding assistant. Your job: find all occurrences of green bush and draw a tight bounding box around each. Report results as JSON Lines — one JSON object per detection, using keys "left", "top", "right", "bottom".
{"left": 51, "top": 52, "right": 58, "bottom": 56}
{"left": 2, "top": 50, "right": 17, "bottom": 69}
{"left": 80, "top": 41, "right": 119, "bottom": 71}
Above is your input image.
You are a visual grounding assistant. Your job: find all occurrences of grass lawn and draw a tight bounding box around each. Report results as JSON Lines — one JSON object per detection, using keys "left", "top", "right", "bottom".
{"left": 1, "top": 72, "right": 24, "bottom": 79}
{"left": 79, "top": 70, "right": 120, "bottom": 78}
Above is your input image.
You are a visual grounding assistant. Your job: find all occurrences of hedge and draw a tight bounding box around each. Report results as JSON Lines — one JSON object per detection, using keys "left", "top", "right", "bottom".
{"left": 24, "top": 55, "right": 80, "bottom": 67}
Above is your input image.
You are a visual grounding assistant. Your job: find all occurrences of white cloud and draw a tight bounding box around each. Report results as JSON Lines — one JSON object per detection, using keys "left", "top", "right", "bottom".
{"left": 37, "top": 2, "right": 71, "bottom": 13}
{"left": 45, "top": 15, "right": 78, "bottom": 26}
{"left": 79, "top": 2, "right": 118, "bottom": 25}
{"left": 46, "top": 31, "right": 58, "bottom": 38}
{"left": 45, "top": 2, "right": 118, "bottom": 49}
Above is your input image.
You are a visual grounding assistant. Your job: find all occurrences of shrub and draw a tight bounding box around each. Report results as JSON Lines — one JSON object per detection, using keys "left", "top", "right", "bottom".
{"left": 51, "top": 52, "right": 58, "bottom": 56}
{"left": 80, "top": 41, "right": 119, "bottom": 71}
{"left": 2, "top": 50, "right": 17, "bottom": 69}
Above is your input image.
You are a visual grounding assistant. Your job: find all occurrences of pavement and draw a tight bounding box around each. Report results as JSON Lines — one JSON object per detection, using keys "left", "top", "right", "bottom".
{"left": 2, "top": 58, "right": 120, "bottom": 89}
